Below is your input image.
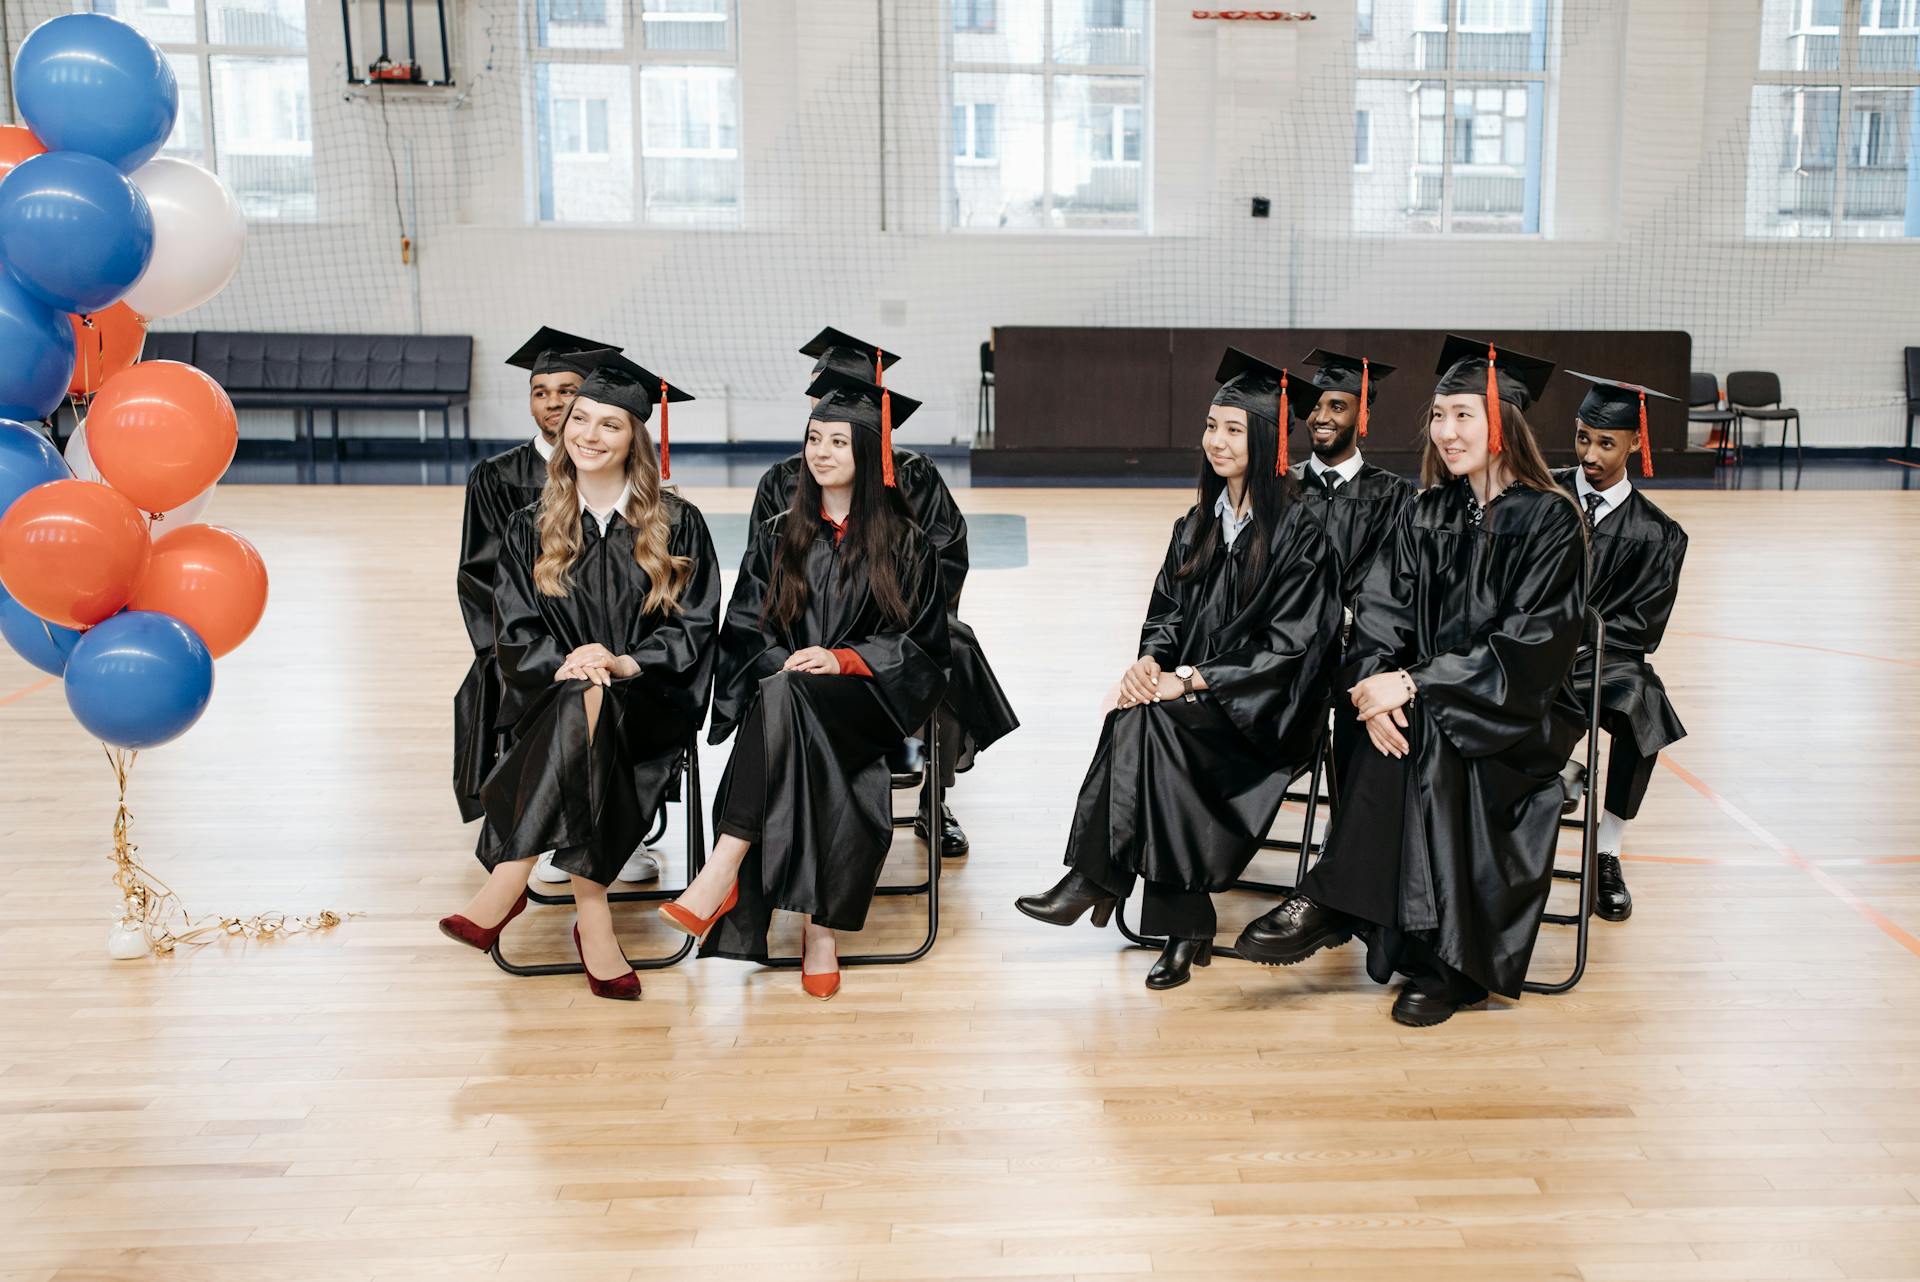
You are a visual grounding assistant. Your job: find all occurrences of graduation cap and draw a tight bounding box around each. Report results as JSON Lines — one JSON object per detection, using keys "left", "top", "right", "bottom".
{"left": 1213, "top": 347, "right": 1308, "bottom": 475}
{"left": 572, "top": 353, "right": 695, "bottom": 479}
{"left": 805, "top": 369, "right": 922, "bottom": 488}
{"left": 799, "top": 327, "right": 902, "bottom": 384}
{"left": 505, "top": 326, "right": 624, "bottom": 378}
{"left": 1433, "top": 335, "right": 1557, "bottom": 458}
{"left": 1301, "top": 348, "right": 1397, "bottom": 440}
{"left": 1567, "top": 371, "right": 1677, "bottom": 478}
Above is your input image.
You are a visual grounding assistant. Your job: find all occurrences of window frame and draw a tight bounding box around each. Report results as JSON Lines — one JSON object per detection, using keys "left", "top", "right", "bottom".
{"left": 946, "top": 0, "right": 1152, "bottom": 233}
{"left": 529, "top": 0, "right": 742, "bottom": 226}
{"left": 1353, "top": 0, "right": 1553, "bottom": 237}
{"left": 1754, "top": 0, "right": 1920, "bottom": 237}
{"left": 85, "top": 0, "right": 314, "bottom": 221}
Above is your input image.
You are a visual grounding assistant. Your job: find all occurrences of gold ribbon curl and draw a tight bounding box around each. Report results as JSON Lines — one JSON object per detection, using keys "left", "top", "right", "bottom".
{"left": 105, "top": 746, "right": 351, "bottom": 953}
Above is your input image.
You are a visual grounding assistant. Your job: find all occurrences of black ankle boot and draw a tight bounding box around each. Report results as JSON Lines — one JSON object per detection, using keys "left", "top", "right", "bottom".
{"left": 1234, "top": 896, "right": 1354, "bottom": 966}
{"left": 1145, "top": 937, "right": 1213, "bottom": 990}
{"left": 1014, "top": 872, "right": 1118, "bottom": 928}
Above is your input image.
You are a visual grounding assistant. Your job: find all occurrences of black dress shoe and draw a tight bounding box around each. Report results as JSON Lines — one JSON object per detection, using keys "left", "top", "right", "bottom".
{"left": 1560, "top": 764, "right": 1586, "bottom": 816}
{"left": 1015, "top": 871, "right": 1118, "bottom": 929}
{"left": 1145, "top": 937, "right": 1213, "bottom": 990}
{"left": 914, "top": 803, "right": 969, "bottom": 857}
{"left": 1595, "top": 852, "right": 1632, "bottom": 922}
{"left": 1233, "top": 896, "right": 1354, "bottom": 966}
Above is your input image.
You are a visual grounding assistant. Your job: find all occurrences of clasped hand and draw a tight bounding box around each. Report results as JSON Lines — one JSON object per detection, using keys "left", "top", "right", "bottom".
{"left": 555, "top": 643, "right": 639, "bottom": 687}
{"left": 1349, "top": 670, "right": 1414, "bottom": 760}
{"left": 783, "top": 646, "right": 843, "bottom": 676}
{"left": 1115, "top": 656, "right": 1182, "bottom": 709}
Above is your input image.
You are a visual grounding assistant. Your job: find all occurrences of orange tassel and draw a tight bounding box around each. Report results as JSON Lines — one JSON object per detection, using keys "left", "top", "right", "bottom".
{"left": 1484, "top": 342, "right": 1505, "bottom": 457}
{"left": 658, "top": 378, "right": 670, "bottom": 480}
{"left": 1358, "top": 357, "right": 1370, "bottom": 439}
{"left": 880, "top": 388, "right": 896, "bottom": 487}
{"left": 1638, "top": 388, "right": 1653, "bottom": 478}
{"left": 1276, "top": 371, "right": 1290, "bottom": 475}
{"left": 875, "top": 349, "right": 885, "bottom": 387}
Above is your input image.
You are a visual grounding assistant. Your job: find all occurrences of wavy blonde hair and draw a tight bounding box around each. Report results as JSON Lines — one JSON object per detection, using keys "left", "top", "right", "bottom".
{"left": 533, "top": 406, "right": 692, "bottom": 613}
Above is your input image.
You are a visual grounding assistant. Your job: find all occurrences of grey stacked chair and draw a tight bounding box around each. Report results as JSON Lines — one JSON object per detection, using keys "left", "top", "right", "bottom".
{"left": 1726, "top": 370, "right": 1803, "bottom": 469}
{"left": 1688, "top": 372, "right": 1738, "bottom": 469}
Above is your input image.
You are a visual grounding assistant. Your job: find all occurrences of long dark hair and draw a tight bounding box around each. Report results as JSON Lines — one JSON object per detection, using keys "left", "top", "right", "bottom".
{"left": 1177, "top": 402, "right": 1297, "bottom": 586}
{"left": 763, "top": 418, "right": 915, "bottom": 630}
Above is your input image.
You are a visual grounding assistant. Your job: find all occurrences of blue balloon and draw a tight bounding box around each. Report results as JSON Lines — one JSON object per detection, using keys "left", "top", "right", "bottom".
{"left": 0, "top": 419, "right": 67, "bottom": 519}
{"left": 0, "top": 152, "right": 156, "bottom": 314}
{"left": 13, "top": 14, "right": 179, "bottom": 173}
{"left": 63, "top": 610, "right": 214, "bottom": 750}
{"left": 0, "top": 579, "right": 82, "bottom": 676}
{"left": 0, "top": 271, "right": 73, "bottom": 421}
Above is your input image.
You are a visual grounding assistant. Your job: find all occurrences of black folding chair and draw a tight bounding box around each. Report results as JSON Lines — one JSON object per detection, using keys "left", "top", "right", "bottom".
{"left": 1524, "top": 607, "right": 1606, "bottom": 995}
{"left": 490, "top": 732, "right": 706, "bottom": 977}
{"left": 759, "top": 716, "right": 944, "bottom": 971}
{"left": 1726, "top": 370, "right": 1803, "bottom": 470}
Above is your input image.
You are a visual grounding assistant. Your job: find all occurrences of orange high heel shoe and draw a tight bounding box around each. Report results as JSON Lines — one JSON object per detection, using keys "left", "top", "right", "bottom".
{"left": 573, "top": 924, "right": 641, "bottom": 1001}
{"left": 656, "top": 882, "right": 738, "bottom": 940}
{"left": 800, "top": 966, "right": 841, "bottom": 1001}
{"left": 437, "top": 888, "right": 529, "bottom": 952}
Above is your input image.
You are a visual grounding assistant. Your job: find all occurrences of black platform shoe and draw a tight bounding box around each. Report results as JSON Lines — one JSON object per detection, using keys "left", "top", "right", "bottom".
{"left": 1233, "top": 896, "right": 1354, "bottom": 966}
{"left": 914, "top": 802, "right": 969, "bottom": 857}
{"left": 1014, "top": 872, "right": 1117, "bottom": 928}
{"left": 1145, "top": 937, "right": 1213, "bottom": 990}
{"left": 1390, "top": 983, "right": 1464, "bottom": 1027}
{"left": 1595, "top": 852, "right": 1632, "bottom": 922}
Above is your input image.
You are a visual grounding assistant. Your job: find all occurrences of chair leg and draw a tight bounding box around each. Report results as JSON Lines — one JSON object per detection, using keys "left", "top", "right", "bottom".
{"left": 442, "top": 408, "right": 453, "bottom": 465}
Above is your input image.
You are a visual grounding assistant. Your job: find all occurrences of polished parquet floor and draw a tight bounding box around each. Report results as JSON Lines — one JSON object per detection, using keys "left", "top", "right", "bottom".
{"left": 2, "top": 484, "right": 1918, "bottom": 1282}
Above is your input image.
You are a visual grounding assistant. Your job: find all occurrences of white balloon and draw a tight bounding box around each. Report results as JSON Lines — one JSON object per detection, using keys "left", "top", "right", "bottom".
{"left": 66, "top": 421, "right": 217, "bottom": 525}
{"left": 121, "top": 158, "right": 247, "bottom": 320}
{"left": 107, "top": 921, "right": 151, "bottom": 960}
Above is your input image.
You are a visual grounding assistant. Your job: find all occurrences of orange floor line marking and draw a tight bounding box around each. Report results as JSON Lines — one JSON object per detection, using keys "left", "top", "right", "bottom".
{"left": 0, "top": 675, "right": 57, "bottom": 708}
{"left": 1668, "top": 630, "right": 1920, "bottom": 671}
{"left": 1887, "top": 457, "right": 1920, "bottom": 469}
{"left": 1659, "top": 753, "right": 1920, "bottom": 959}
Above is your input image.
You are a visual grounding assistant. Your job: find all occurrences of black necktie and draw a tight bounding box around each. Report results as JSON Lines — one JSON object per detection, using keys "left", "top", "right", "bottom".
{"left": 1318, "top": 468, "right": 1342, "bottom": 495}
{"left": 1583, "top": 491, "right": 1604, "bottom": 530}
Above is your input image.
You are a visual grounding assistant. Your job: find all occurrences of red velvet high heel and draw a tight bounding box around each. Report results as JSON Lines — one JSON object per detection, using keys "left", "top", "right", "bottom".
{"left": 437, "top": 888, "right": 529, "bottom": 952}
{"left": 656, "top": 883, "right": 738, "bottom": 940}
{"left": 573, "top": 925, "right": 641, "bottom": 1001}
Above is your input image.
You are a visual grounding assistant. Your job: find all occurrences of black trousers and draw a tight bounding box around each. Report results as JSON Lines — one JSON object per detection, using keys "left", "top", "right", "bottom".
{"left": 1604, "top": 730, "right": 1657, "bottom": 820}
{"left": 1067, "top": 777, "right": 1221, "bottom": 942}
{"left": 715, "top": 701, "right": 769, "bottom": 843}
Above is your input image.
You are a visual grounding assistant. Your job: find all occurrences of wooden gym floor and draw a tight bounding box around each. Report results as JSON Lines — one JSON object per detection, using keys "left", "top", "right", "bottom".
{"left": 1, "top": 484, "right": 1918, "bottom": 1282}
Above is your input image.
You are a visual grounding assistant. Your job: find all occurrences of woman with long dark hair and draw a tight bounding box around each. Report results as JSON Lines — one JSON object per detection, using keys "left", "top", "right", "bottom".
{"left": 1014, "top": 348, "right": 1341, "bottom": 991}
{"left": 659, "top": 372, "right": 949, "bottom": 1000}
{"left": 1236, "top": 336, "right": 1587, "bottom": 1027}
{"left": 438, "top": 354, "right": 721, "bottom": 1001}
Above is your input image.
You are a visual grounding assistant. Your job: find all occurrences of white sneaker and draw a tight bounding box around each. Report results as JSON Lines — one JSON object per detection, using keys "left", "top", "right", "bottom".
{"left": 617, "top": 848, "right": 662, "bottom": 883}
{"left": 532, "top": 851, "right": 570, "bottom": 884}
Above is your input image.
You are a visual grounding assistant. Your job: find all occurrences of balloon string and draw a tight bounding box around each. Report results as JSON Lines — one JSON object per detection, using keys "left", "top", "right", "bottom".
{"left": 105, "top": 745, "right": 352, "bottom": 953}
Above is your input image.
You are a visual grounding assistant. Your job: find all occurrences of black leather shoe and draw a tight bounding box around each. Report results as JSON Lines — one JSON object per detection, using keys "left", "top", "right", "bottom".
{"left": 1145, "top": 937, "right": 1213, "bottom": 990}
{"left": 1233, "top": 896, "right": 1354, "bottom": 966}
{"left": 1560, "top": 764, "right": 1586, "bottom": 816}
{"left": 914, "top": 803, "right": 969, "bottom": 857}
{"left": 1391, "top": 983, "right": 1465, "bottom": 1027}
{"left": 887, "top": 737, "right": 926, "bottom": 791}
{"left": 1014, "top": 872, "right": 1117, "bottom": 929}
{"left": 1595, "top": 852, "right": 1632, "bottom": 921}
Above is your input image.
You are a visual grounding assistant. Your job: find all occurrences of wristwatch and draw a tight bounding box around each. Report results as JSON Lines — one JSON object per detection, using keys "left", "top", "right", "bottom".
{"left": 1175, "top": 665, "right": 1198, "bottom": 703}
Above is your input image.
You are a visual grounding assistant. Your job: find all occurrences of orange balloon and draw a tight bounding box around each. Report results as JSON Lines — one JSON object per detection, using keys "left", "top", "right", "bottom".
{"left": 86, "top": 361, "right": 238, "bottom": 514}
{"left": 127, "top": 523, "right": 267, "bottom": 658}
{"left": 0, "top": 479, "right": 151, "bottom": 629}
{"left": 0, "top": 125, "right": 47, "bottom": 184}
{"left": 68, "top": 304, "right": 148, "bottom": 397}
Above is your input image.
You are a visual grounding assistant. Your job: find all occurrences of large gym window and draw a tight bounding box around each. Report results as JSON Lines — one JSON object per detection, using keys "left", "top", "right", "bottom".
{"left": 84, "top": 0, "right": 316, "bottom": 220}
{"left": 1352, "top": 0, "right": 1553, "bottom": 236}
{"left": 532, "top": 0, "right": 740, "bottom": 226}
{"left": 1749, "top": 0, "right": 1920, "bottom": 238}
{"left": 948, "top": 0, "right": 1149, "bottom": 232}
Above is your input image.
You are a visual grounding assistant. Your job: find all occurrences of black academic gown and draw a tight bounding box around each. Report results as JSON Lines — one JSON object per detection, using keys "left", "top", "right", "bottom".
{"left": 1548, "top": 468, "right": 1688, "bottom": 765}
{"left": 701, "top": 512, "right": 951, "bottom": 958}
{"left": 453, "top": 441, "right": 552, "bottom": 821}
{"left": 475, "top": 493, "right": 721, "bottom": 885}
{"left": 750, "top": 453, "right": 1018, "bottom": 769}
{"left": 1298, "top": 480, "right": 1587, "bottom": 999}
{"left": 1292, "top": 458, "right": 1418, "bottom": 785}
{"left": 1064, "top": 500, "right": 1340, "bottom": 899}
